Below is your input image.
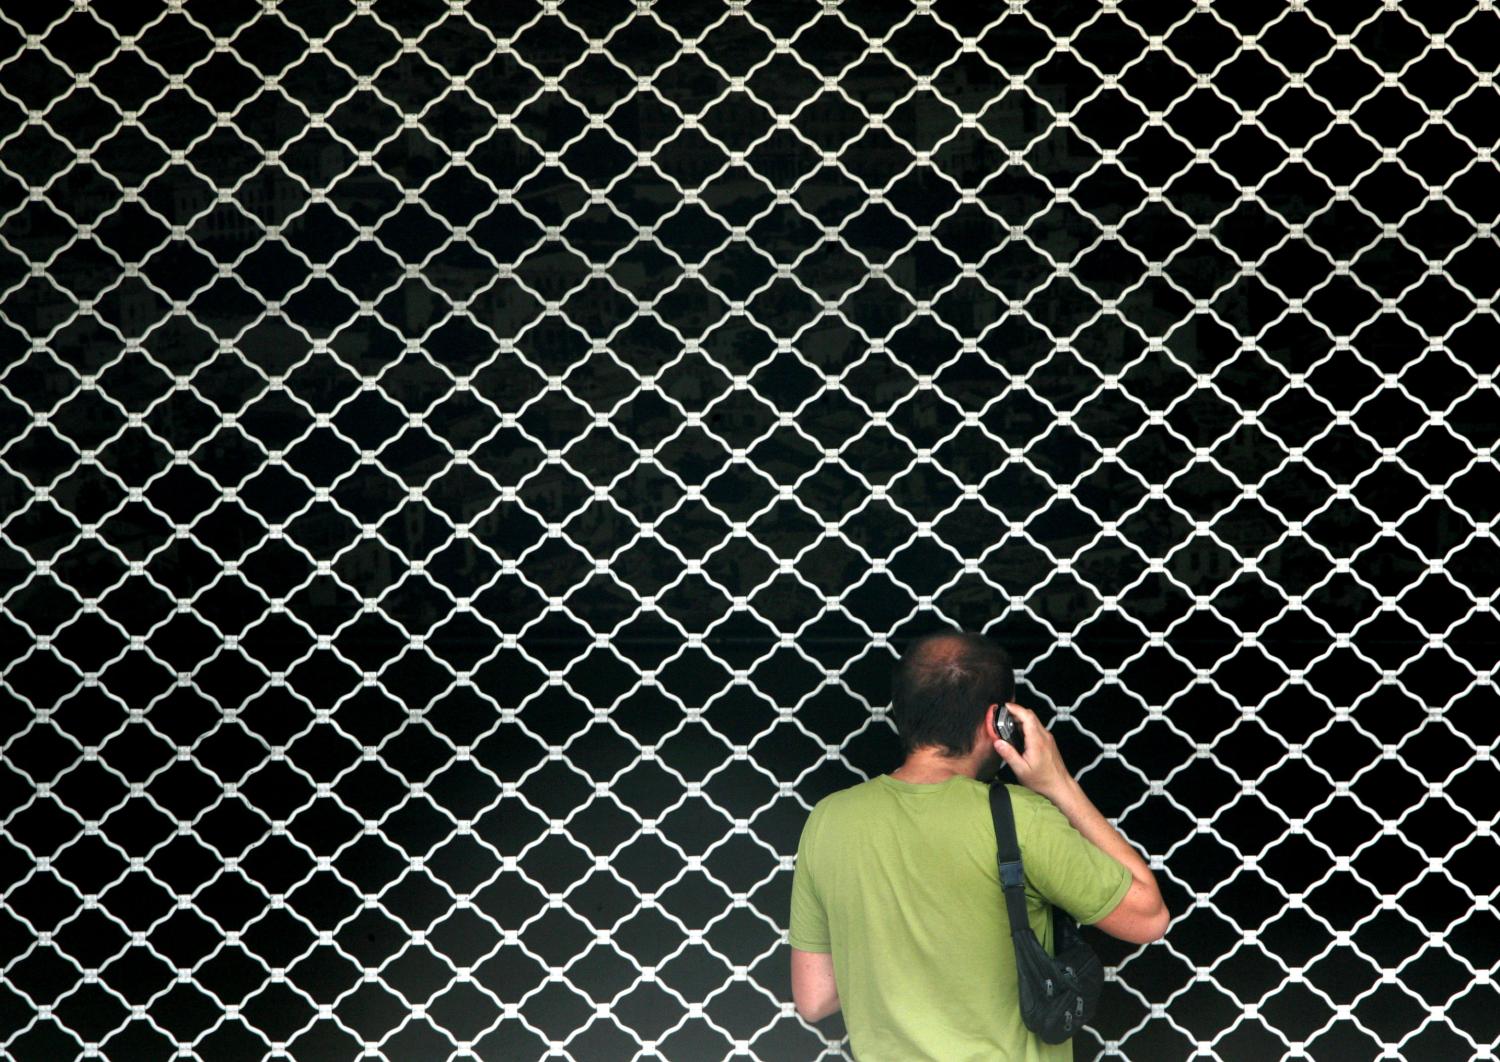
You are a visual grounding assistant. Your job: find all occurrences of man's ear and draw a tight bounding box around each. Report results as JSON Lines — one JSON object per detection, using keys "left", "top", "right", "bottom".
{"left": 981, "top": 703, "right": 1000, "bottom": 743}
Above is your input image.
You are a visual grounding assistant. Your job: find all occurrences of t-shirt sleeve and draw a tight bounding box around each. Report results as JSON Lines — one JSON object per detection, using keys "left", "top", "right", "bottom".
{"left": 1014, "top": 789, "right": 1134, "bottom": 926}
{"left": 787, "top": 805, "right": 831, "bottom": 952}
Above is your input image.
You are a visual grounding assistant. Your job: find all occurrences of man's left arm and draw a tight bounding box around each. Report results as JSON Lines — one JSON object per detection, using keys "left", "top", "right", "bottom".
{"left": 788, "top": 805, "right": 840, "bottom": 1022}
{"left": 790, "top": 948, "right": 840, "bottom": 1022}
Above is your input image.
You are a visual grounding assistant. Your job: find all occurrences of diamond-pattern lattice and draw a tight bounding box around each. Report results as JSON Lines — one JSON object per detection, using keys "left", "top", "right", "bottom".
{"left": 3, "top": 0, "right": 1499, "bottom": 1059}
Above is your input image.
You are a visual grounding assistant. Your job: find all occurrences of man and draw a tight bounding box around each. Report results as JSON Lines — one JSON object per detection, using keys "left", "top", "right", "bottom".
{"left": 788, "top": 631, "right": 1169, "bottom": 1060}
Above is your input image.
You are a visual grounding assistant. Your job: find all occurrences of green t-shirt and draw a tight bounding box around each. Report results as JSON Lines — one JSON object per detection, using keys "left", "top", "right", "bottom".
{"left": 788, "top": 776, "right": 1132, "bottom": 1062}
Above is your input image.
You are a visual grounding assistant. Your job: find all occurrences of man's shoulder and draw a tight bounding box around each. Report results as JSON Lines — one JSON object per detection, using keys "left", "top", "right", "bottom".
{"left": 803, "top": 776, "right": 919, "bottom": 832}
{"left": 809, "top": 776, "right": 887, "bottom": 815}
{"left": 1002, "top": 782, "right": 1054, "bottom": 814}
{"left": 797, "top": 779, "right": 878, "bottom": 856}
{"left": 1002, "top": 783, "right": 1073, "bottom": 833}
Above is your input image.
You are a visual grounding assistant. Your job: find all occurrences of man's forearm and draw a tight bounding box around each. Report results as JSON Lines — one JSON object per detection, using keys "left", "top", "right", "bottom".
{"left": 1046, "top": 775, "right": 1158, "bottom": 889}
{"left": 791, "top": 948, "right": 842, "bottom": 1022}
{"left": 1048, "top": 772, "right": 1170, "bottom": 942}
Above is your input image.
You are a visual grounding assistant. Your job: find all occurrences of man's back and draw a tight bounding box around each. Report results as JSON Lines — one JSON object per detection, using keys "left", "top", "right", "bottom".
{"left": 789, "top": 775, "right": 1131, "bottom": 1062}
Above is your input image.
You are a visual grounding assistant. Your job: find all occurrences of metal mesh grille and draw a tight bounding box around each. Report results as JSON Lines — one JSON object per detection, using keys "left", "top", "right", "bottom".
{"left": 3, "top": 1, "right": 1499, "bottom": 1059}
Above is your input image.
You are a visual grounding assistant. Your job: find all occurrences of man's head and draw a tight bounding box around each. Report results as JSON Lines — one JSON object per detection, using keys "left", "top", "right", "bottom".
{"left": 891, "top": 630, "right": 1015, "bottom": 757}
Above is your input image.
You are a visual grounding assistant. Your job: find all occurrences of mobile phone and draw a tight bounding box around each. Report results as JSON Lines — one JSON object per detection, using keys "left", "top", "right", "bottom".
{"left": 994, "top": 704, "right": 1025, "bottom": 754}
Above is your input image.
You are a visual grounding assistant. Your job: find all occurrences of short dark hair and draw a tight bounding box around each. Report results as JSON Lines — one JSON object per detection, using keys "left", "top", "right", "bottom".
{"left": 891, "top": 630, "right": 1015, "bottom": 757}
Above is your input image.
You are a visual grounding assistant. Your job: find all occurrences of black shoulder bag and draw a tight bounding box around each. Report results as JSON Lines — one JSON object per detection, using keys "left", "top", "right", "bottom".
{"left": 989, "top": 783, "right": 1104, "bottom": 1044}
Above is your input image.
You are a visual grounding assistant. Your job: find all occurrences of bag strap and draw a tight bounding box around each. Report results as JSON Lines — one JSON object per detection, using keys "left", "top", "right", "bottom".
{"left": 989, "top": 783, "right": 1032, "bottom": 938}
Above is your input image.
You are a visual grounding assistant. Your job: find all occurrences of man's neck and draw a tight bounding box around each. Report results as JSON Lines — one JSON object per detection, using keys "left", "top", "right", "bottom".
{"left": 890, "top": 746, "right": 984, "bottom": 784}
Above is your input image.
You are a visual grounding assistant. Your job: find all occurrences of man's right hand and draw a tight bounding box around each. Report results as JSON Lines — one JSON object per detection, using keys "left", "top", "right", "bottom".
{"left": 992, "top": 701, "right": 1073, "bottom": 802}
